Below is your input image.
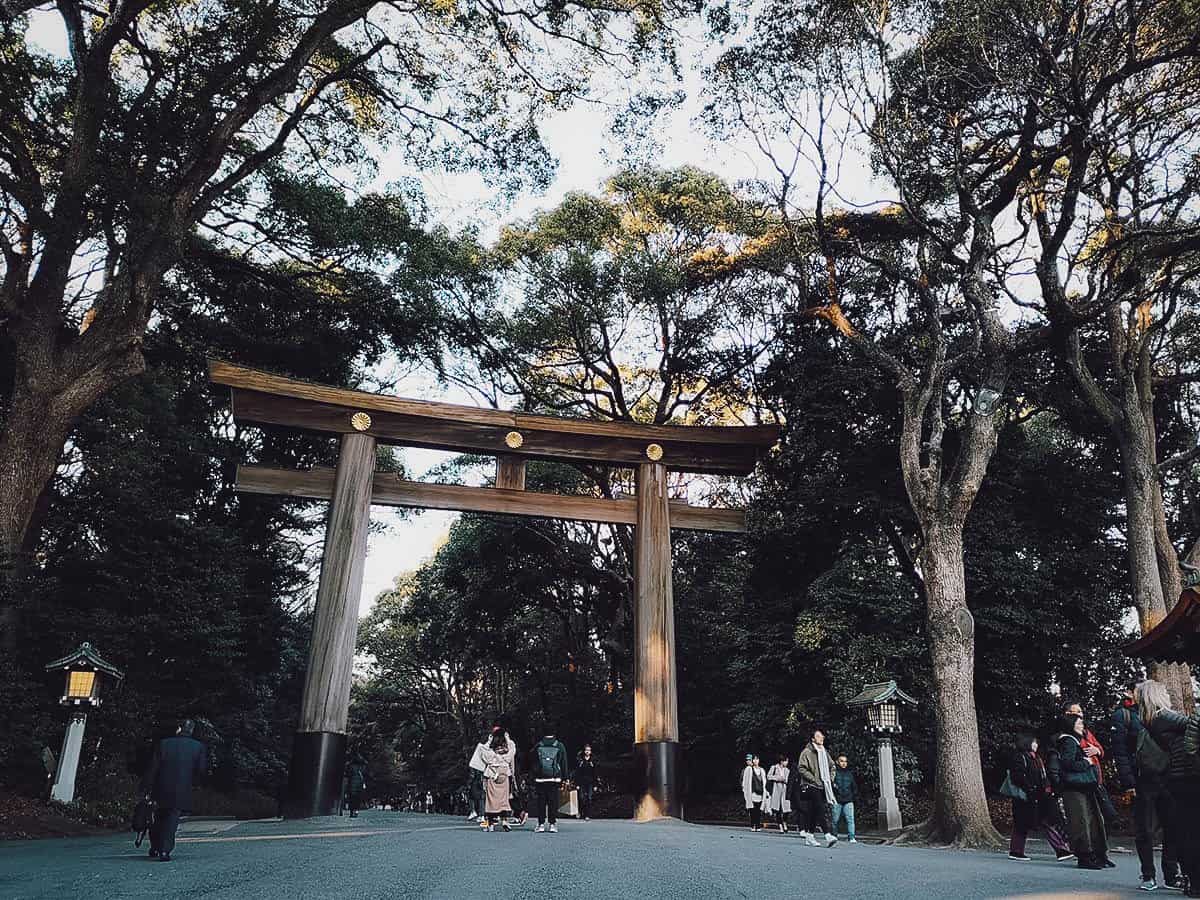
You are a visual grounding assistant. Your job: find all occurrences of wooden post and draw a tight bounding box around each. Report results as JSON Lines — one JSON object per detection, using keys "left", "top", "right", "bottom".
{"left": 633, "top": 462, "right": 681, "bottom": 820}
{"left": 285, "top": 432, "right": 375, "bottom": 818}
{"left": 495, "top": 455, "right": 526, "bottom": 490}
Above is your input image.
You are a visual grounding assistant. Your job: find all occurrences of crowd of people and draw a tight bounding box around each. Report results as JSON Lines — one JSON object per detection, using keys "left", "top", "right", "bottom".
{"left": 1003, "top": 679, "right": 1200, "bottom": 895}
{"left": 740, "top": 729, "right": 860, "bottom": 846}
{"left": 465, "top": 722, "right": 596, "bottom": 833}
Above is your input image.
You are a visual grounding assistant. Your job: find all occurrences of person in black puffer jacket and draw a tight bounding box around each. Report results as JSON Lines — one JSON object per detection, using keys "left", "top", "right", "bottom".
{"left": 1140, "top": 680, "right": 1197, "bottom": 895}
{"left": 1006, "top": 733, "right": 1072, "bottom": 862}
{"left": 1055, "top": 714, "right": 1110, "bottom": 870}
{"left": 1183, "top": 712, "right": 1200, "bottom": 898}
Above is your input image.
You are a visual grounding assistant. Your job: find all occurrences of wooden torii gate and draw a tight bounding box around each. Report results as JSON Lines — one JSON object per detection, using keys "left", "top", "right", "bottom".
{"left": 209, "top": 361, "right": 778, "bottom": 820}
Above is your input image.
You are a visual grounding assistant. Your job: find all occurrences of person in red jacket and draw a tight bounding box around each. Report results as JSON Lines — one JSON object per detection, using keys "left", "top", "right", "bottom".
{"left": 1065, "top": 702, "right": 1117, "bottom": 824}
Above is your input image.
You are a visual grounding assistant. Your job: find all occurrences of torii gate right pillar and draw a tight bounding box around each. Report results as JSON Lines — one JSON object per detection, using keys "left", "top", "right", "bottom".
{"left": 633, "top": 462, "right": 681, "bottom": 820}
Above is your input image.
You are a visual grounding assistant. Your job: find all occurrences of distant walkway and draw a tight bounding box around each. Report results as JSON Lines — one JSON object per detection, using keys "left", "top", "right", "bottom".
{"left": 0, "top": 811, "right": 1139, "bottom": 899}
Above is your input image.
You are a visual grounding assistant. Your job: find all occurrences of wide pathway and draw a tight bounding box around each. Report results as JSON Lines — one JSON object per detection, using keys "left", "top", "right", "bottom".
{"left": 0, "top": 811, "right": 1147, "bottom": 899}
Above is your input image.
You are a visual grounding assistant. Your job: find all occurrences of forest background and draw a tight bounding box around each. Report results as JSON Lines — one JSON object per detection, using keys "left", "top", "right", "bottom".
{"left": 1, "top": 0, "right": 1198, "bottom": 839}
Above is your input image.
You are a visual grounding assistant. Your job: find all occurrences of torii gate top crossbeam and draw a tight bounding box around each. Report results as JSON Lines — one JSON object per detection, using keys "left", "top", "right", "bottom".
{"left": 209, "top": 360, "right": 779, "bottom": 475}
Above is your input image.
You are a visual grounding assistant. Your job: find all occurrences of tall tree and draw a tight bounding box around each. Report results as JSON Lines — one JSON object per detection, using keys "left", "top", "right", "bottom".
{"left": 0, "top": 0, "right": 692, "bottom": 605}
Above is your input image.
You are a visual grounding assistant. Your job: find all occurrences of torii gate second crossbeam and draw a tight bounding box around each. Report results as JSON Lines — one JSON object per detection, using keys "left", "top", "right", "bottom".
{"left": 209, "top": 361, "right": 779, "bottom": 821}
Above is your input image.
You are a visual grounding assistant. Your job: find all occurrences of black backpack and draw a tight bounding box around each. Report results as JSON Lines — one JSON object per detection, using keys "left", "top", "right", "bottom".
{"left": 536, "top": 743, "right": 562, "bottom": 779}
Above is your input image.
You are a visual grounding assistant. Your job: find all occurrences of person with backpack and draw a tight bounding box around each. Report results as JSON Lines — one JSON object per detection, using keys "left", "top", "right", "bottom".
{"left": 741, "top": 754, "right": 768, "bottom": 831}
{"left": 1114, "top": 682, "right": 1183, "bottom": 891}
{"left": 533, "top": 729, "right": 568, "bottom": 833}
{"left": 1054, "top": 713, "right": 1111, "bottom": 870}
{"left": 1004, "top": 734, "right": 1072, "bottom": 862}
{"left": 1181, "top": 711, "right": 1200, "bottom": 897}
{"left": 1139, "top": 679, "right": 1192, "bottom": 893}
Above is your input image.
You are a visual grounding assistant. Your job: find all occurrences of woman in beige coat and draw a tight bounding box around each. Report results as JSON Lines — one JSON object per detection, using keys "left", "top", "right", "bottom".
{"left": 481, "top": 732, "right": 516, "bottom": 832}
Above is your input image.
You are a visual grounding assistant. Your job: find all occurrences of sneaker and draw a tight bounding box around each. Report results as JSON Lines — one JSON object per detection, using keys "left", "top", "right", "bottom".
{"left": 1009, "top": 854, "right": 1032, "bottom": 861}
{"left": 804, "top": 835, "right": 820, "bottom": 847}
{"left": 849, "top": 838, "right": 858, "bottom": 844}
{"left": 502, "top": 822, "right": 511, "bottom": 832}
{"left": 1163, "top": 881, "right": 1184, "bottom": 892}
{"left": 798, "top": 830, "right": 812, "bottom": 839}
{"left": 1140, "top": 882, "right": 1160, "bottom": 892}
{"left": 549, "top": 824, "right": 558, "bottom": 833}
{"left": 1055, "top": 852, "right": 1076, "bottom": 862}
{"left": 824, "top": 833, "right": 838, "bottom": 848}
{"left": 1104, "top": 859, "right": 1117, "bottom": 868}
{"left": 535, "top": 824, "right": 546, "bottom": 833}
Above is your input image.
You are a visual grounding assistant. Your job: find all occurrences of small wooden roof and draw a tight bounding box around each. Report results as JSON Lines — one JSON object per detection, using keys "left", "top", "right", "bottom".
{"left": 209, "top": 361, "right": 780, "bottom": 475}
{"left": 846, "top": 680, "right": 918, "bottom": 707}
{"left": 44, "top": 642, "right": 125, "bottom": 680}
{"left": 1127, "top": 588, "right": 1200, "bottom": 664}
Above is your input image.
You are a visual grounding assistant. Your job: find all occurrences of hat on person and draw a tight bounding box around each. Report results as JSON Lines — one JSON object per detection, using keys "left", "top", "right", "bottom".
{"left": 745, "top": 753, "right": 753, "bottom": 762}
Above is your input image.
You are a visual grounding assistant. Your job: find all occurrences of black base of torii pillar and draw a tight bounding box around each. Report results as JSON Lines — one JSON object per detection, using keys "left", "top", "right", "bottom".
{"left": 283, "top": 433, "right": 375, "bottom": 818}
{"left": 633, "top": 462, "right": 682, "bottom": 820}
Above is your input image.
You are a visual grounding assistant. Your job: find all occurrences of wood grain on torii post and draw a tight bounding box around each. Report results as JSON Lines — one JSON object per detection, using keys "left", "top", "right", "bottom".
{"left": 285, "top": 431, "right": 375, "bottom": 818}
{"left": 633, "top": 461, "right": 681, "bottom": 820}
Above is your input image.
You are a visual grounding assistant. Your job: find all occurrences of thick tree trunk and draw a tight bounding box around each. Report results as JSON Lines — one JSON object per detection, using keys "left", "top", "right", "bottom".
{"left": 896, "top": 524, "right": 1003, "bottom": 848}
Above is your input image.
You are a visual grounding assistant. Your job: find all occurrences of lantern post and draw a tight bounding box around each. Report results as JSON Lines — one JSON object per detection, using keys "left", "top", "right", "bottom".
{"left": 44, "top": 643, "right": 124, "bottom": 803}
{"left": 847, "top": 679, "right": 917, "bottom": 832}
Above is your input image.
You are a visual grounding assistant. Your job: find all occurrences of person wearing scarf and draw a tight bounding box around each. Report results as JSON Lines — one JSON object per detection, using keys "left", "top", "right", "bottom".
{"left": 795, "top": 730, "right": 838, "bottom": 848}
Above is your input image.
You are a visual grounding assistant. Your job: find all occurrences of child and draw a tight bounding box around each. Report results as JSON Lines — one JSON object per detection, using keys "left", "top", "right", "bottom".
{"left": 832, "top": 754, "right": 859, "bottom": 843}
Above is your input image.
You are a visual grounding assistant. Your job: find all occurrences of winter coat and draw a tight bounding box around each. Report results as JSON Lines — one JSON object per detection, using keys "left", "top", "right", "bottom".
{"left": 1110, "top": 702, "right": 1142, "bottom": 790}
{"left": 468, "top": 741, "right": 488, "bottom": 774}
{"left": 533, "top": 737, "right": 568, "bottom": 783}
{"left": 572, "top": 757, "right": 597, "bottom": 789}
{"left": 141, "top": 735, "right": 207, "bottom": 811}
{"left": 741, "top": 765, "right": 769, "bottom": 809}
{"left": 796, "top": 743, "right": 835, "bottom": 802}
{"left": 832, "top": 768, "right": 859, "bottom": 805}
{"left": 1148, "top": 709, "right": 1193, "bottom": 784}
{"left": 1054, "top": 734, "right": 1099, "bottom": 792}
{"left": 1008, "top": 750, "right": 1048, "bottom": 796}
{"left": 766, "top": 764, "right": 791, "bottom": 813}
{"left": 347, "top": 762, "right": 367, "bottom": 795}
{"left": 1185, "top": 714, "right": 1200, "bottom": 770}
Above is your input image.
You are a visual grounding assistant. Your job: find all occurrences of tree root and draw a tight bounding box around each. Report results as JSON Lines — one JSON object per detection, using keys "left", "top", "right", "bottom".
{"left": 892, "top": 816, "right": 1005, "bottom": 850}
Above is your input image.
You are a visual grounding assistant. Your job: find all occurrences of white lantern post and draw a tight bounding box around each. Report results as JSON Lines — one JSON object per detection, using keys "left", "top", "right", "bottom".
{"left": 44, "top": 643, "right": 124, "bottom": 803}
{"left": 847, "top": 680, "right": 917, "bottom": 833}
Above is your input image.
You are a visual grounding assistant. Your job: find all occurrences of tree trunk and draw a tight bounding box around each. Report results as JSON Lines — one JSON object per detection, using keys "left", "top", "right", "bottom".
{"left": 896, "top": 523, "right": 1003, "bottom": 848}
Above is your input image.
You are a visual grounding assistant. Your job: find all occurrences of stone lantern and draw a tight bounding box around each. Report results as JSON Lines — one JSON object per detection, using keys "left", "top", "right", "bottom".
{"left": 847, "top": 679, "right": 917, "bottom": 832}
{"left": 45, "top": 642, "right": 124, "bottom": 803}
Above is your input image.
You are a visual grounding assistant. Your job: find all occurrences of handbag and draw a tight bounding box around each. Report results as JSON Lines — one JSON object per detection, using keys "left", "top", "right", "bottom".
{"left": 999, "top": 771, "right": 1027, "bottom": 802}
{"left": 131, "top": 797, "right": 155, "bottom": 847}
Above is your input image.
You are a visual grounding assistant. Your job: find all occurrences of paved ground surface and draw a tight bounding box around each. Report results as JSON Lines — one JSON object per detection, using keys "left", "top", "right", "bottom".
{"left": 0, "top": 811, "right": 1153, "bottom": 899}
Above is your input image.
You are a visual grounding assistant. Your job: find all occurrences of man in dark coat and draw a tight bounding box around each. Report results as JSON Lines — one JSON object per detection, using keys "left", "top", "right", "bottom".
{"left": 140, "top": 719, "right": 207, "bottom": 862}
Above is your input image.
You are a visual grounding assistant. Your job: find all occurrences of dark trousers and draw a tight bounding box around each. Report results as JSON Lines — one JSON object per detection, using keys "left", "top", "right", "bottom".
{"left": 1061, "top": 790, "right": 1108, "bottom": 864}
{"left": 348, "top": 791, "right": 362, "bottom": 817}
{"left": 1172, "top": 782, "right": 1200, "bottom": 891}
{"left": 150, "top": 808, "right": 182, "bottom": 856}
{"left": 800, "top": 785, "right": 830, "bottom": 834}
{"left": 748, "top": 806, "right": 763, "bottom": 828}
{"left": 469, "top": 771, "right": 484, "bottom": 816}
{"left": 578, "top": 786, "right": 594, "bottom": 819}
{"left": 1133, "top": 785, "right": 1178, "bottom": 882}
{"left": 1009, "top": 797, "right": 1070, "bottom": 857}
{"left": 1096, "top": 782, "right": 1118, "bottom": 824}
{"left": 535, "top": 782, "right": 558, "bottom": 825}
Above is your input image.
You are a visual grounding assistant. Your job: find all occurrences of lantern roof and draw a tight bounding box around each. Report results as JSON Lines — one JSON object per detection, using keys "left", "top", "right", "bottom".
{"left": 846, "top": 680, "right": 917, "bottom": 708}
{"left": 45, "top": 642, "right": 125, "bottom": 681}
{"left": 1126, "top": 588, "right": 1200, "bottom": 664}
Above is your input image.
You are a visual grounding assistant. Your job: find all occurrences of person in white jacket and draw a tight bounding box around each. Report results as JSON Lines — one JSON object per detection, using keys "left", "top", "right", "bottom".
{"left": 766, "top": 756, "right": 792, "bottom": 833}
{"left": 741, "top": 754, "right": 769, "bottom": 832}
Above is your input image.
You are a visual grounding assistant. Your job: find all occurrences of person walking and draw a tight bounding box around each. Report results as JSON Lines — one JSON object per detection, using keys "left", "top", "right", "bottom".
{"left": 573, "top": 745, "right": 597, "bottom": 821}
{"left": 741, "top": 754, "right": 768, "bottom": 832}
{"left": 831, "top": 754, "right": 860, "bottom": 844}
{"left": 481, "top": 731, "right": 515, "bottom": 832}
{"left": 1005, "top": 734, "right": 1072, "bottom": 862}
{"left": 532, "top": 728, "right": 568, "bottom": 833}
{"left": 1065, "top": 701, "right": 1117, "bottom": 824}
{"left": 467, "top": 731, "right": 488, "bottom": 822}
{"left": 766, "top": 755, "right": 791, "bottom": 833}
{"left": 795, "top": 730, "right": 838, "bottom": 848}
{"left": 1139, "top": 679, "right": 1193, "bottom": 893}
{"left": 1052, "top": 713, "right": 1110, "bottom": 870}
{"left": 424, "top": 790, "right": 434, "bottom": 814}
{"left": 1113, "top": 682, "right": 1182, "bottom": 891}
{"left": 1181, "top": 710, "right": 1200, "bottom": 897}
{"left": 139, "top": 719, "right": 207, "bottom": 863}
{"left": 346, "top": 756, "right": 367, "bottom": 818}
